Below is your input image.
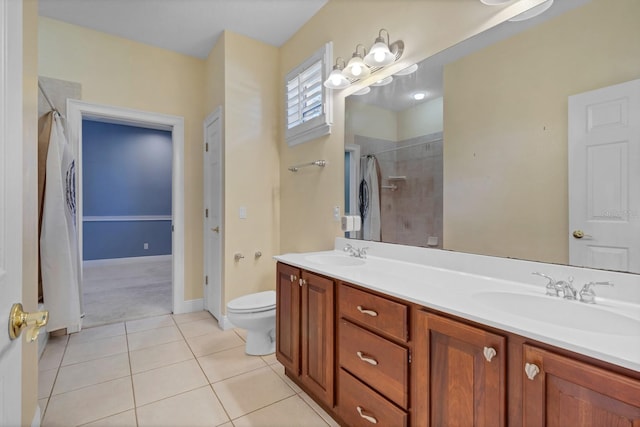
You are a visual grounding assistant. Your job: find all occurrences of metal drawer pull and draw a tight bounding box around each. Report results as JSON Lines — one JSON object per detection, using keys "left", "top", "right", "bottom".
{"left": 357, "top": 306, "right": 378, "bottom": 317}
{"left": 356, "top": 351, "right": 378, "bottom": 366}
{"left": 525, "top": 363, "right": 540, "bottom": 380}
{"left": 356, "top": 406, "right": 378, "bottom": 424}
{"left": 299, "top": 278, "right": 306, "bottom": 287}
{"left": 290, "top": 274, "right": 297, "bottom": 283}
{"left": 483, "top": 346, "right": 497, "bottom": 362}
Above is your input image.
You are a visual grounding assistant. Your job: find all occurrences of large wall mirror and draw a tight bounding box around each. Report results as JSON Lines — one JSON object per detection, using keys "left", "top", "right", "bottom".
{"left": 345, "top": 0, "right": 640, "bottom": 274}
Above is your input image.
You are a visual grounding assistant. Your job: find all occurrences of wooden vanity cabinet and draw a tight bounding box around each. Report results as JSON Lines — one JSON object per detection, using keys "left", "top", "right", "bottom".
{"left": 276, "top": 263, "right": 640, "bottom": 427}
{"left": 413, "top": 310, "right": 506, "bottom": 427}
{"left": 275, "top": 262, "right": 301, "bottom": 374}
{"left": 337, "top": 283, "right": 410, "bottom": 426}
{"left": 275, "top": 262, "right": 335, "bottom": 408}
{"left": 522, "top": 344, "right": 640, "bottom": 426}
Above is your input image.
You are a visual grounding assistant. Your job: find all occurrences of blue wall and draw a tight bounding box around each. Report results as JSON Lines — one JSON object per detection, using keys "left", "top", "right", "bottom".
{"left": 82, "top": 120, "right": 172, "bottom": 260}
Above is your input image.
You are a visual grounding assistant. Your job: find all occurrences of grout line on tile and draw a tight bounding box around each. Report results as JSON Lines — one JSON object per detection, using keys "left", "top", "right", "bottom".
{"left": 227, "top": 393, "right": 305, "bottom": 422}
{"left": 124, "top": 324, "right": 140, "bottom": 426}
{"left": 76, "top": 409, "right": 136, "bottom": 427}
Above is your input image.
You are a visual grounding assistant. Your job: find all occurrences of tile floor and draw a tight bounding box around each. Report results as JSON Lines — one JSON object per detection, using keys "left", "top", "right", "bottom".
{"left": 39, "top": 311, "right": 340, "bottom": 427}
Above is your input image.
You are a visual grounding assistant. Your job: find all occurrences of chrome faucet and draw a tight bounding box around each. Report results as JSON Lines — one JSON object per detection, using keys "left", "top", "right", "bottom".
{"left": 579, "top": 281, "right": 614, "bottom": 304}
{"left": 532, "top": 272, "right": 559, "bottom": 296}
{"left": 555, "top": 277, "right": 577, "bottom": 300}
{"left": 344, "top": 243, "right": 369, "bottom": 259}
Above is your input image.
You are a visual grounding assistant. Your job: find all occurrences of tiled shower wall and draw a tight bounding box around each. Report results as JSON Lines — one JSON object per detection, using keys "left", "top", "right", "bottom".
{"left": 355, "top": 133, "right": 443, "bottom": 248}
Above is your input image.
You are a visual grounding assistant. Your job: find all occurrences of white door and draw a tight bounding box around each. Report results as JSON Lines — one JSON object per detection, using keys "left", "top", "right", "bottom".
{"left": 203, "top": 108, "right": 223, "bottom": 321}
{"left": 569, "top": 79, "right": 640, "bottom": 273}
{"left": 0, "top": 0, "right": 24, "bottom": 424}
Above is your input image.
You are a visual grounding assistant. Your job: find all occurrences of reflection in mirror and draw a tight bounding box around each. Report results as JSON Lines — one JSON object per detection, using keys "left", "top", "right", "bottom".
{"left": 344, "top": 0, "right": 640, "bottom": 273}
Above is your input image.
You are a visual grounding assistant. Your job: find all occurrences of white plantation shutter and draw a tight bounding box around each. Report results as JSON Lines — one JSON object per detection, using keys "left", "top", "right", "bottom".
{"left": 285, "top": 42, "right": 333, "bottom": 146}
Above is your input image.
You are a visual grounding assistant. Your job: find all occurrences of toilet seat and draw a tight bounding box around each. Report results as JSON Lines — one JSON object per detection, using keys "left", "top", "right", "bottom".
{"left": 227, "top": 290, "right": 276, "bottom": 314}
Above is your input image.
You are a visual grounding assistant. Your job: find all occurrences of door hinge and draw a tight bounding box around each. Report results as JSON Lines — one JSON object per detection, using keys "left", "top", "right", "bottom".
{"left": 205, "top": 208, "right": 209, "bottom": 218}
{"left": 205, "top": 142, "right": 209, "bottom": 152}
{"left": 205, "top": 275, "right": 208, "bottom": 285}
{"left": 409, "top": 350, "right": 412, "bottom": 364}
{"left": 171, "top": 225, "right": 174, "bottom": 232}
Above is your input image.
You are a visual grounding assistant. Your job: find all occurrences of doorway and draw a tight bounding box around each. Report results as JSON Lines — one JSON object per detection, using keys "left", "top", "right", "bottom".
{"left": 67, "top": 100, "right": 187, "bottom": 328}
{"left": 568, "top": 79, "right": 640, "bottom": 273}
{"left": 203, "top": 108, "right": 224, "bottom": 327}
{"left": 81, "top": 120, "right": 173, "bottom": 326}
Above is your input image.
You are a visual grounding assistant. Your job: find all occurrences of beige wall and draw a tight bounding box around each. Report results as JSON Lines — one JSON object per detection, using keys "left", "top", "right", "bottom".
{"left": 23, "top": 0, "right": 39, "bottom": 423}
{"left": 345, "top": 100, "right": 397, "bottom": 143}
{"left": 397, "top": 97, "right": 443, "bottom": 141}
{"left": 443, "top": 0, "right": 640, "bottom": 264}
{"left": 38, "top": 17, "right": 206, "bottom": 301}
{"left": 216, "top": 32, "right": 281, "bottom": 306}
{"left": 278, "top": 0, "right": 548, "bottom": 253}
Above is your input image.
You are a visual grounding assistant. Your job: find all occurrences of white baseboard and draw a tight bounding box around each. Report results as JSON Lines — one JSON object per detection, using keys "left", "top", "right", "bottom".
{"left": 219, "top": 315, "right": 235, "bottom": 330}
{"left": 173, "top": 298, "right": 204, "bottom": 315}
{"left": 83, "top": 254, "right": 172, "bottom": 267}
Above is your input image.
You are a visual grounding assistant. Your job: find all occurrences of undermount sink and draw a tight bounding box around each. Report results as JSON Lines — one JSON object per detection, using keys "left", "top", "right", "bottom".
{"left": 473, "top": 291, "right": 640, "bottom": 336}
{"left": 305, "top": 254, "right": 365, "bottom": 267}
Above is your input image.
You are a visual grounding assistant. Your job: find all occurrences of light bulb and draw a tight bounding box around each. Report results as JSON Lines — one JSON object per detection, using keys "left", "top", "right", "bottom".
{"left": 351, "top": 64, "right": 362, "bottom": 76}
{"left": 374, "top": 51, "right": 386, "bottom": 63}
{"left": 331, "top": 74, "right": 342, "bottom": 85}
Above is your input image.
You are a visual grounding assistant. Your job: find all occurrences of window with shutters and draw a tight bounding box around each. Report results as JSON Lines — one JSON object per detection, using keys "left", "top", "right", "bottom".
{"left": 285, "top": 42, "right": 333, "bottom": 146}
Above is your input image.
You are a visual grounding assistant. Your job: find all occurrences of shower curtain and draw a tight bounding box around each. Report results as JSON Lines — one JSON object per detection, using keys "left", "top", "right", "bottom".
{"left": 360, "top": 156, "right": 381, "bottom": 241}
{"left": 40, "top": 111, "right": 82, "bottom": 332}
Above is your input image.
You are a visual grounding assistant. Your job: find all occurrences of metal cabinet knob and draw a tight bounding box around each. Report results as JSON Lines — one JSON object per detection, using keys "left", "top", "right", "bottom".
{"left": 483, "top": 346, "right": 497, "bottom": 362}
{"left": 525, "top": 362, "right": 540, "bottom": 380}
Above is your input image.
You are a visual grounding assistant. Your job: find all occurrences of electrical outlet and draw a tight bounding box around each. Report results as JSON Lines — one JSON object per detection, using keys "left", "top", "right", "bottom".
{"left": 333, "top": 206, "right": 340, "bottom": 221}
{"left": 144, "top": 243, "right": 149, "bottom": 250}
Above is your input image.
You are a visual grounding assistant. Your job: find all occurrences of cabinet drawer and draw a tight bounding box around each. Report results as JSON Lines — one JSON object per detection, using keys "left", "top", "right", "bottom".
{"left": 339, "top": 284, "right": 408, "bottom": 342}
{"left": 338, "top": 368, "right": 407, "bottom": 427}
{"left": 339, "top": 319, "right": 408, "bottom": 409}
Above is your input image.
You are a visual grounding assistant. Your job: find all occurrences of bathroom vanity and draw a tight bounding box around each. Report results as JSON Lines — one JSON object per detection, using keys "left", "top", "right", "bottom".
{"left": 274, "top": 239, "right": 640, "bottom": 426}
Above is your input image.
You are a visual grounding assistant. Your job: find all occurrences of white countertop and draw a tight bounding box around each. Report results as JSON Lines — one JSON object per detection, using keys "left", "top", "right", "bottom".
{"left": 275, "top": 240, "right": 640, "bottom": 373}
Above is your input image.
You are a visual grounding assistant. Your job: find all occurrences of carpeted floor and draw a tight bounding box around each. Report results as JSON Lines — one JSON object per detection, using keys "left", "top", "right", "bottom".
{"left": 81, "top": 257, "right": 172, "bottom": 328}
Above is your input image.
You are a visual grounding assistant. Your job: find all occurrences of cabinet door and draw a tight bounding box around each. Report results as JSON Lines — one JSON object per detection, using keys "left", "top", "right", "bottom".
{"left": 300, "top": 271, "right": 335, "bottom": 407}
{"left": 523, "top": 345, "right": 640, "bottom": 427}
{"left": 275, "top": 263, "right": 301, "bottom": 374}
{"left": 413, "top": 310, "right": 506, "bottom": 427}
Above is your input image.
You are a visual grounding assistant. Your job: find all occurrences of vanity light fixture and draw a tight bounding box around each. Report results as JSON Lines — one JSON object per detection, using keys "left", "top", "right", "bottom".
{"left": 479, "top": 0, "right": 511, "bottom": 5}
{"left": 343, "top": 44, "right": 371, "bottom": 80}
{"left": 479, "top": 0, "right": 555, "bottom": 22}
{"left": 394, "top": 63, "right": 419, "bottom": 76}
{"left": 323, "top": 57, "right": 351, "bottom": 89}
{"left": 364, "top": 29, "right": 398, "bottom": 67}
{"left": 508, "top": 0, "right": 554, "bottom": 21}
{"left": 371, "top": 76, "right": 394, "bottom": 87}
{"left": 353, "top": 86, "right": 371, "bottom": 96}
{"left": 323, "top": 28, "right": 404, "bottom": 91}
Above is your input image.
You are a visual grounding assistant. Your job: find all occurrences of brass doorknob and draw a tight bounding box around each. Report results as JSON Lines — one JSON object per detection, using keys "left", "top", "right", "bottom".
{"left": 9, "top": 303, "right": 48, "bottom": 342}
{"left": 211, "top": 226, "right": 220, "bottom": 233}
{"left": 573, "top": 230, "right": 585, "bottom": 238}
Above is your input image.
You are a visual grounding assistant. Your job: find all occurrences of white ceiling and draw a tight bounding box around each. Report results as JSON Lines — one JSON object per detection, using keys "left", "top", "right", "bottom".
{"left": 38, "top": 0, "right": 328, "bottom": 59}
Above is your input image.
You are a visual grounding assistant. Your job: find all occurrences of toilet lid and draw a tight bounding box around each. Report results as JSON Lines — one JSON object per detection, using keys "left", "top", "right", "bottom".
{"left": 227, "top": 290, "right": 276, "bottom": 313}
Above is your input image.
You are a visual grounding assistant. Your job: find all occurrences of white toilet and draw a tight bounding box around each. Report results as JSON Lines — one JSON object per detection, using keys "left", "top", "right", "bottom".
{"left": 226, "top": 290, "right": 276, "bottom": 355}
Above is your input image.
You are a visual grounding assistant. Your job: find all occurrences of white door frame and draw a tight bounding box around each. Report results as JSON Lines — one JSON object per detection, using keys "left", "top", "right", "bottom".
{"left": 66, "top": 100, "right": 189, "bottom": 314}
{"left": 345, "top": 144, "right": 361, "bottom": 238}
{"left": 203, "top": 107, "right": 227, "bottom": 327}
{"left": 1, "top": 0, "right": 25, "bottom": 424}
